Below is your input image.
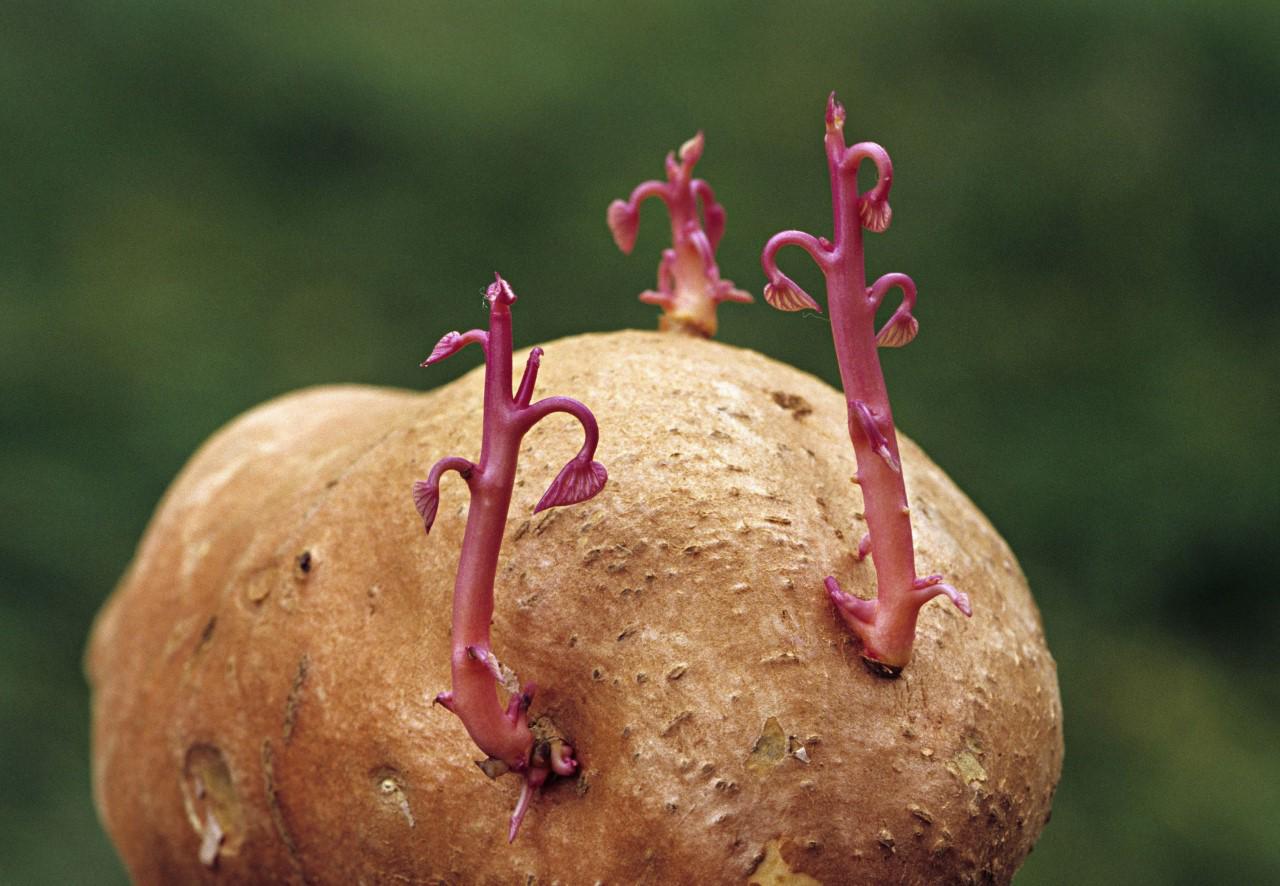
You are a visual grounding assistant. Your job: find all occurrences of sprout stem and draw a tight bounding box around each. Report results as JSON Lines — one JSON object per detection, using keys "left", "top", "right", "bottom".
{"left": 761, "top": 94, "right": 970, "bottom": 672}
{"left": 414, "top": 275, "right": 607, "bottom": 836}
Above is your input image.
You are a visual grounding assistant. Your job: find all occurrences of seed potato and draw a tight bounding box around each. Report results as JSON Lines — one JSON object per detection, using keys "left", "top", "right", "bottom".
{"left": 88, "top": 330, "right": 1062, "bottom": 884}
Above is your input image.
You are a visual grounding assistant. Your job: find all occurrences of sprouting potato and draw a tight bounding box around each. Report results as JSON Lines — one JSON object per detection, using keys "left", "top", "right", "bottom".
{"left": 87, "top": 329, "right": 1061, "bottom": 884}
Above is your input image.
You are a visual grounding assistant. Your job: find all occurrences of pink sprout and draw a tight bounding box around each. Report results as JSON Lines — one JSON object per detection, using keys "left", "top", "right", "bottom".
{"left": 608, "top": 132, "right": 751, "bottom": 337}
{"left": 760, "top": 93, "right": 971, "bottom": 674}
{"left": 415, "top": 274, "right": 607, "bottom": 838}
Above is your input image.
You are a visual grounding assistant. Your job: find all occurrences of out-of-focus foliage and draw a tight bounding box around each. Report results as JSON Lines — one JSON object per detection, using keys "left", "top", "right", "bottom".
{"left": 1, "top": 1, "right": 1276, "bottom": 882}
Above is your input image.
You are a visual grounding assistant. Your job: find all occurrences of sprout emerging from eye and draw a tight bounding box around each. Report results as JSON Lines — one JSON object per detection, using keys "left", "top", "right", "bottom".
{"left": 414, "top": 274, "right": 607, "bottom": 839}
{"left": 608, "top": 132, "right": 751, "bottom": 338}
{"left": 760, "top": 94, "right": 970, "bottom": 674}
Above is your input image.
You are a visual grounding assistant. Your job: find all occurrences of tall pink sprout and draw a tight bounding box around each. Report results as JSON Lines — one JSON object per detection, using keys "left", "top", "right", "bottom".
{"left": 760, "top": 94, "right": 971, "bottom": 675}
{"left": 414, "top": 275, "right": 606, "bottom": 839}
{"left": 608, "top": 132, "right": 751, "bottom": 337}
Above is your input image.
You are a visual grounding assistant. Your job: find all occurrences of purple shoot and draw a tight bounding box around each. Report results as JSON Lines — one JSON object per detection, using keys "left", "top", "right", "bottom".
{"left": 414, "top": 274, "right": 607, "bottom": 840}
{"left": 760, "top": 93, "right": 971, "bottom": 675}
{"left": 608, "top": 131, "right": 751, "bottom": 337}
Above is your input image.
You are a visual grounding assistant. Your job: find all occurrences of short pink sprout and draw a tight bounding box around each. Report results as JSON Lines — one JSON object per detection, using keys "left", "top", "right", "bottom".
{"left": 608, "top": 132, "right": 750, "bottom": 338}
{"left": 414, "top": 274, "right": 606, "bottom": 839}
{"left": 549, "top": 740, "right": 578, "bottom": 777}
{"left": 761, "top": 93, "right": 970, "bottom": 674}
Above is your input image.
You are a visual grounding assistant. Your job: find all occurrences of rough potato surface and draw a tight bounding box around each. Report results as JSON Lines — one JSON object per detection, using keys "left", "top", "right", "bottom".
{"left": 87, "top": 331, "right": 1062, "bottom": 884}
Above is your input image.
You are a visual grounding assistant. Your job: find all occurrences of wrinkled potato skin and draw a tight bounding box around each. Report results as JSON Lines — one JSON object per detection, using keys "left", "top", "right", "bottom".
{"left": 87, "top": 331, "right": 1062, "bottom": 885}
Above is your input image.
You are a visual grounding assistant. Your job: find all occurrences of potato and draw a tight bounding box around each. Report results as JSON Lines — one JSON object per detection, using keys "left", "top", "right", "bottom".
{"left": 87, "top": 329, "right": 1062, "bottom": 884}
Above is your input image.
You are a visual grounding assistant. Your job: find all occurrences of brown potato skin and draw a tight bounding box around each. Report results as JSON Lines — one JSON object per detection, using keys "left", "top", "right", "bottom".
{"left": 87, "top": 331, "right": 1062, "bottom": 885}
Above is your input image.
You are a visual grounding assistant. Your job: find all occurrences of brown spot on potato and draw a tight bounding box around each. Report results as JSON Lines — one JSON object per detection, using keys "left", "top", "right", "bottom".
{"left": 197, "top": 616, "right": 217, "bottom": 649}
{"left": 260, "top": 740, "right": 304, "bottom": 879}
{"left": 908, "top": 803, "right": 934, "bottom": 825}
{"left": 770, "top": 391, "right": 814, "bottom": 419}
{"left": 532, "top": 510, "right": 559, "bottom": 535}
{"left": 282, "top": 654, "right": 309, "bottom": 743}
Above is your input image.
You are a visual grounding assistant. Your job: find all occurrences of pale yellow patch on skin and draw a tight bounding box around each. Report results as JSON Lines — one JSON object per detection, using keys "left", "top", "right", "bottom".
{"left": 748, "top": 839, "right": 823, "bottom": 886}
{"left": 746, "top": 717, "right": 788, "bottom": 774}
{"left": 946, "top": 749, "right": 988, "bottom": 785}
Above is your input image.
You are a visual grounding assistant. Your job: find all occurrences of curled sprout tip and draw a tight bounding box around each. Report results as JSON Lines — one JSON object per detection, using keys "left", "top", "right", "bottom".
{"left": 876, "top": 309, "right": 919, "bottom": 348}
{"left": 764, "top": 277, "right": 821, "bottom": 313}
{"left": 761, "top": 230, "right": 830, "bottom": 312}
{"left": 423, "top": 329, "right": 487, "bottom": 366}
{"left": 869, "top": 272, "right": 919, "bottom": 347}
{"left": 607, "top": 200, "right": 639, "bottom": 254}
{"left": 535, "top": 457, "right": 608, "bottom": 513}
{"left": 423, "top": 331, "right": 462, "bottom": 366}
{"left": 411, "top": 479, "right": 440, "bottom": 533}
{"left": 859, "top": 198, "right": 893, "bottom": 233}
{"left": 412, "top": 457, "right": 473, "bottom": 534}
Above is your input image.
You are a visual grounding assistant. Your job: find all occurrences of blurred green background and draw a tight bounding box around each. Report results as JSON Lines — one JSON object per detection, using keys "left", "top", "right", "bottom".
{"left": 2, "top": 1, "right": 1277, "bottom": 883}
